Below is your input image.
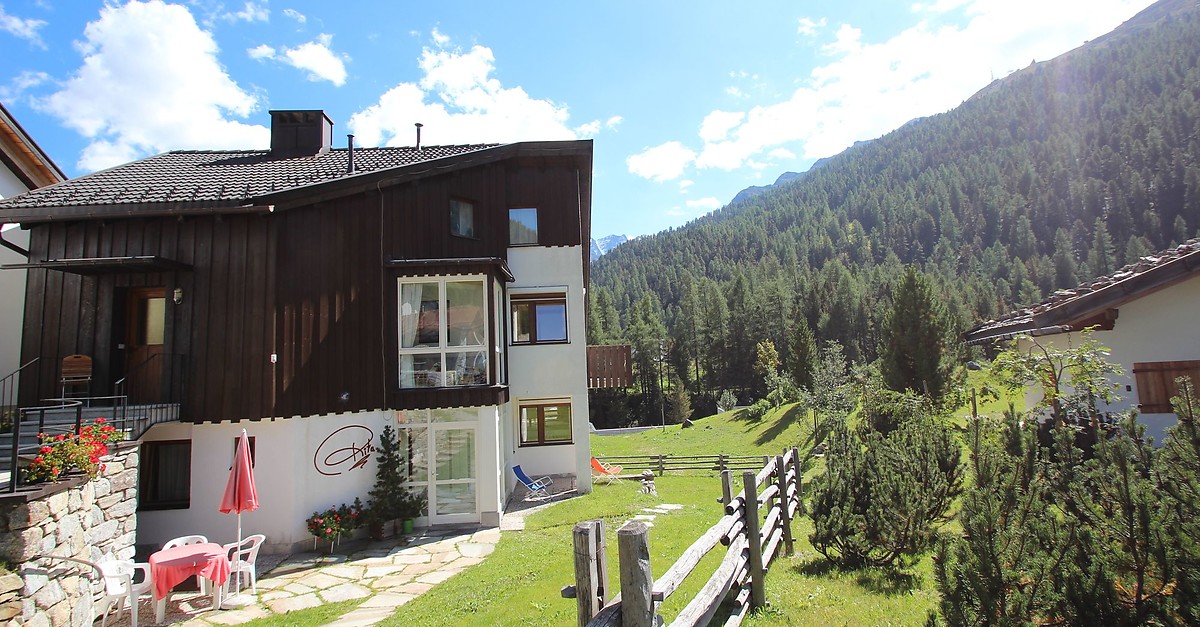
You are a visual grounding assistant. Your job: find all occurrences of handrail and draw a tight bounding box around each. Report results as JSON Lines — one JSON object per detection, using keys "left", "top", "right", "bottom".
{"left": 1, "top": 357, "right": 40, "bottom": 433}
{"left": 31, "top": 554, "right": 103, "bottom": 582}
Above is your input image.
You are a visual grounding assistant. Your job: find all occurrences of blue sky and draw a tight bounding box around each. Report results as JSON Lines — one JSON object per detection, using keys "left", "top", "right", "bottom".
{"left": 0, "top": 0, "right": 1156, "bottom": 239}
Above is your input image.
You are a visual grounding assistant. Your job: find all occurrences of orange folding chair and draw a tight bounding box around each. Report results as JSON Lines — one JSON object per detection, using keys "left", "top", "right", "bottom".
{"left": 590, "top": 457, "right": 623, "bottom": 485}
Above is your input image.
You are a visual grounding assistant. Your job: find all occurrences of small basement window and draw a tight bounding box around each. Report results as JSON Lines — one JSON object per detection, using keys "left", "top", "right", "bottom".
{"left": 519, "top": 400, "right": 573, "bottom": 446}
{"left": 139, "top": 440, "right": 191, "bottom": 510}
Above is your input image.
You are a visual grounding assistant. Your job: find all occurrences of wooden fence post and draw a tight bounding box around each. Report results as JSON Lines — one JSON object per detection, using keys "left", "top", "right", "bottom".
{"left": 720, "top": 469, "right": 733, "bottom": 508}
{"left": 595, "top": 519, "right": 609, "bottom": 606}
{"left": 573, "top": 521, "right": 601, "bottom": 627}
{"left": 776, "top": 453, "right": 794, "bottom": 556}
{"left": 742, "top": 470, "right": 766, "bottom": 609}
{"left": 619, "top": 521, "right": 656, "bottom": 627}
{"left": 656, "top": 454, "right": 665, "bottom": 476}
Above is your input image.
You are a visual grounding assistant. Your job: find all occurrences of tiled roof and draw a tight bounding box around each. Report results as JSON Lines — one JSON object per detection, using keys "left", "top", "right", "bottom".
{"left": 0, "top": 144, "right": 496, "bottom": 211}
{"left": 966, "top": 238, "right": 1200, "bottom": 342}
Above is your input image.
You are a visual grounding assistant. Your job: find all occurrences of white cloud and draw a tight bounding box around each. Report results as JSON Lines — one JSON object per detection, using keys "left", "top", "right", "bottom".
{"left": 685, "top": 197, "right": 722, "bottom": 210}
{"left": 431, "top": 27, "right": 450, "bottom": 46}
{"left": 605, "top": 115, "right": 623, "bottom": 129}
{"left": 227, "top": 1, "right": 269, "bottom": 23}
{"left": 35, "top": 0, "right": 265, "bottom": 172}
{"left": 282, "top": 8, "right": 305, "bottom": 24}
{"left": 797, "top": 16, "right": 827, "bottom": 37}
{"left": 648, "top": 0, "right": 1155, "bottom": 180}
{"left": 822, "top": 23, "right": 862, "bottom": 55}
{"left": 678, "top": 179, "right": 694, "bottom": 192}
{"left": 282, "top": 34, "right": 348, "bottom": 86}
{"left": 574, "top": 120, "right": 600, "bottom": 137}
{"left": 0, "top": 5, "right": 47, "bottom": 47}
{"left": 699, "top": 110, "right": 744, "bottom": 143}
{"left": 348, "top": 34, "right": 578, "bottom": 147}
{"left": 0, "top": 70, "right": 49, "bottom": 101}
{"left": 725, "top": 86, "right": 745, "bottom": 98}
{"left": 626, "top": 141, "right": 696, "bottom": 182}
{"left": 247, "top": 44, "right": 275, "bottom": 60}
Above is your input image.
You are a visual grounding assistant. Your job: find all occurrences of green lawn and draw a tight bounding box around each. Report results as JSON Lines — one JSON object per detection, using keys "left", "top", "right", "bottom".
{"left": 385, "top": 475, "right": 730, "bottom": 626}
{"left": 592, "top": 403, "right": 816, "bottom": 459}
{"left": 244, "top": 370, "right": 1014, "bottom": 626}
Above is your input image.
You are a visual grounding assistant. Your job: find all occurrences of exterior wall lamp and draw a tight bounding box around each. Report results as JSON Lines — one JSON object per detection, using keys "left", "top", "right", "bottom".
{"left": 173, "top": 287, "right": 184, "bottom": 304}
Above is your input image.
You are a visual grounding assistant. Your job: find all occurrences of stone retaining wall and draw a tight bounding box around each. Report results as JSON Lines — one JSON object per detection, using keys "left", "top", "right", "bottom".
{"left": 0, "top": 443, "right": 139, "bottom": 627}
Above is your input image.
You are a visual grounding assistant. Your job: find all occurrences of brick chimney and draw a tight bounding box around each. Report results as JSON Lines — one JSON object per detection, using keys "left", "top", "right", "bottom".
{"left": 269, "top": 110, "right": 333, "bottom": 157}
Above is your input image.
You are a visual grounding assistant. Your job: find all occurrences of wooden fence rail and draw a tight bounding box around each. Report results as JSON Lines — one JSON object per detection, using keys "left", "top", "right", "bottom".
{"left": 568, "top": 447, "right": 801, "bottom": 626}
{"left": 596, "top": 454, "right": 770, "bottom": 476}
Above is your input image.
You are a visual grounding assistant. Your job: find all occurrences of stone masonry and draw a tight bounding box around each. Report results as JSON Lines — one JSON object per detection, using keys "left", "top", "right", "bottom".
{"left": 0, "top": 443, "right": 139, "bottom": 627}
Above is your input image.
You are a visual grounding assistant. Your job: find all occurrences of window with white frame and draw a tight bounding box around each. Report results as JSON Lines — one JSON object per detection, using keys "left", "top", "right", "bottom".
{"left": 398, "top": 277, "right": 489, "bottom": 388}
{"left": 518, "top": 400, "right": 573, "bottom": 446}
{"left": 511, "top": 293, "right": 568, "bottom": 344}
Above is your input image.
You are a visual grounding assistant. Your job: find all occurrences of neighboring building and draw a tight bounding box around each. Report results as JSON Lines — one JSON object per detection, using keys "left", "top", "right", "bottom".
{"left": 965, "top": 239, "right": 1200, "bottom": 443}
{"left": 0, "top": 110, "right": 594, "bottom": 553}
{"left": 0, "top": 102, "right": 67, "bottom": 392}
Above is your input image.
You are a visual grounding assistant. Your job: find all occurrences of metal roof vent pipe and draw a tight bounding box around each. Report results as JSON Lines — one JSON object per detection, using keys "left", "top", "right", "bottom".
{"left": 415, "top": 122, "right": 423, "bottom": 151}
{"left": 347, "top": 134, "right": 355, "bottom": 174}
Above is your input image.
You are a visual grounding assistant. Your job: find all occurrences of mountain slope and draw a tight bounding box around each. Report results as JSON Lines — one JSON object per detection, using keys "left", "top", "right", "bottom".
{"left": 591, "top": 0, "right": 1200, "bottom": 396}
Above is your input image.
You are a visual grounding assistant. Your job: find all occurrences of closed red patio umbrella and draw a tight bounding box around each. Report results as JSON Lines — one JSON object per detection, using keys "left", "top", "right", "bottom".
{"left": 220, "top": 429, "right": 258, "bottom": 600}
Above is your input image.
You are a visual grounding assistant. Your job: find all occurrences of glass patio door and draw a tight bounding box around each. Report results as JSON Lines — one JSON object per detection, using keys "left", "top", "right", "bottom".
{"left": 396, "top": 409, "right": 479, "bottom": 525}
{"left": 431, "top": 425, "right": 477, "bottom": 524}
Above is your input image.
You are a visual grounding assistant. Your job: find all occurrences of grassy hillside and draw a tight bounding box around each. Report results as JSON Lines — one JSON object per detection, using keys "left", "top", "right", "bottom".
{"left": 591, "top": 403, "right": 815, "bottom": 458}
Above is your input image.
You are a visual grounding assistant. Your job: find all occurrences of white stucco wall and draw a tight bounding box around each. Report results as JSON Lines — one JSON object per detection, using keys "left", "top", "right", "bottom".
{"left": 504, "top": 245, "right": 592, "bottom": 498}
{"left": 1, "top": 163, "right": 32, "bottom": 386}
{"left": 139, "top": 410, "right": 391, "bottom": 555}
{"left": 1018, "top": 273, "right": 1200, "bottom": 443}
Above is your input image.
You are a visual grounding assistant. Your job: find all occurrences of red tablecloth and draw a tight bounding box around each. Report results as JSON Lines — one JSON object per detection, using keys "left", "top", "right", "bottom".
{"left": 148, "top": 542, "right": 231, "bottom": 600}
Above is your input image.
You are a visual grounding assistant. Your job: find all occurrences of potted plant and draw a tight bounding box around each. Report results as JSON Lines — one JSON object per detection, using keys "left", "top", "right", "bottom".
{"left": 399, "top": 488, "right": 427, "bottom": 534}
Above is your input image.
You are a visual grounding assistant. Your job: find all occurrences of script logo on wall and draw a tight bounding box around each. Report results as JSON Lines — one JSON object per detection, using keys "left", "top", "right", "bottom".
{"left": 314, "top": 425, "right": 376, "bottom": 476}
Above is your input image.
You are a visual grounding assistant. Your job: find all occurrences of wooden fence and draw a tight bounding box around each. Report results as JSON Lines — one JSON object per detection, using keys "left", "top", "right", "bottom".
{"left": 565, "top": 448, "right": 801, "bottom": 626}
{"left": 587, "top": 345, "right": 633, "bottom": 388}
{"left": 595, "top": 454, "right": 770, "bottom": 476}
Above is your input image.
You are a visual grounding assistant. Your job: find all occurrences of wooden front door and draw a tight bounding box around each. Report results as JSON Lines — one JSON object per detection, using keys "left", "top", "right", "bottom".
{"left": 126, "top": 287, "right": 166, "bottom": 403}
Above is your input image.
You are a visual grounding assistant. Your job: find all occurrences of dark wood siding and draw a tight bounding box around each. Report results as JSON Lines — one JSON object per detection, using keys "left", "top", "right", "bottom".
{"left": 18, "top": 214, "right": 277, "bottom": 423}
{"left": 16, "top": 148, "right": 587, "bottom": 423}
{"left": 272, "top": 194, "right": 385, "bottom": 420}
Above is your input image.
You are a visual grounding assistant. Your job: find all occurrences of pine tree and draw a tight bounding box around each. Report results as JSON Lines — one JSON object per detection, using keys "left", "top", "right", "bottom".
{"left": 810, "top": 406, "right": 963, "bottom": 568}
{"left": 787, "top": 316, "right": 817, "bottom": 392}
{"left": 879, "top": 266, "right": 951, "bottom": 403}
{"left": 368, "top": 424, "right": 406, "bottom": 522}
{"left": 666, "top": 375, "right": 692, "bottom": 425}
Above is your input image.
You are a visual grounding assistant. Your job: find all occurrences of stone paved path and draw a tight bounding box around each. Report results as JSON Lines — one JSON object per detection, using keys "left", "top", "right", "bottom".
{"left": 104, "top": 494, "right": 682, "bottom": 626}
{"left": 107, "top": 526, "right": 500, "bottom": 627}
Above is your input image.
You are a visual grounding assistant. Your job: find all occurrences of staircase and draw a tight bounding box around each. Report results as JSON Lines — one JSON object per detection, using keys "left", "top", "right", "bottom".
{"left": 0, "top": 359, "right": 182, "bottom": 492}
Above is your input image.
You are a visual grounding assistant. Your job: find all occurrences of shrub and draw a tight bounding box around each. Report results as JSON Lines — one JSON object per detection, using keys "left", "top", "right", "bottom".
{"left": 810, "top": 409, "right": 963, "bottom": 568}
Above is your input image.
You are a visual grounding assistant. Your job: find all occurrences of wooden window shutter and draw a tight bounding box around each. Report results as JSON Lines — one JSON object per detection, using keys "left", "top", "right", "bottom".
{"left": 1132, "top": 361, "right": 1200, "bottom": 413}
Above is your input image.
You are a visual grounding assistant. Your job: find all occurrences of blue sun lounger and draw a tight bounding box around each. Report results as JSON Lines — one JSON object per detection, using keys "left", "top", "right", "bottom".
{"left": 513, "top": 465, "right": 553, "bottom": 499}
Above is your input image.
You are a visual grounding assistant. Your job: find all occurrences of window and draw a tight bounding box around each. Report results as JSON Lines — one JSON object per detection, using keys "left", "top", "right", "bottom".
{"left": 519, "top": 401, "right": 573, "bottom": 446}
{"left": 509, "top": 208, "right": 538, "bottom": 245}
{"left": 450, "top": 198, "right": 475, "bottom": 238}
{"left": 1133, "top": 360, "right": 1200, "bottom": 413}
{"left": 139, "top": 440, "right": 191, "bottom": 510}
{"left": 511, "top": 294, "right": 567, "bottom": 344}
{"left": 398, "top": 277, "right": 489, "bottom": 388}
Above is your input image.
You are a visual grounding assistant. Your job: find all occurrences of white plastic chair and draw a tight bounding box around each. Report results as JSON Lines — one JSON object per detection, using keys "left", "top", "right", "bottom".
{"left": 161, "top": 534, "right": 208, "bottom": 550}
{"left": 222, "top": 534, "right": 266, "bottom": 595}
{"left": 95, "top": 559, "right": 154, "bottom": 627}
{"left": 161, "top": 534, "right": 210, "bottom": 594}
